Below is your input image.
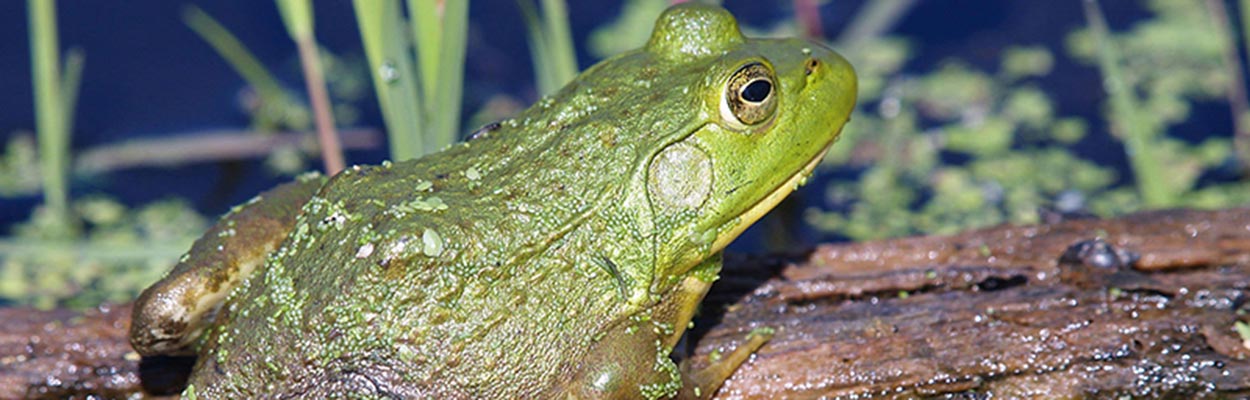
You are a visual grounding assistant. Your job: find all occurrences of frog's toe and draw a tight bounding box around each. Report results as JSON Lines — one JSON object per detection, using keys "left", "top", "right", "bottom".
{"left": 130, "top": 276, "right": 207, "bottom": 356}
{"left": 678, "top": 327, "right": 773, "bottom": 399}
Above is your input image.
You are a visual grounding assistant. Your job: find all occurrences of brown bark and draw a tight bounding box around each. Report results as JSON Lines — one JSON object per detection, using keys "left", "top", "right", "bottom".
{"left": 2, "top": 208, "right": 1249, "bottom": 399}
{"left": 692, "top": 208, "right": 1250, "bottom": 399}
{"left": 0, "top": 304, "right": 186, "bottom": 399}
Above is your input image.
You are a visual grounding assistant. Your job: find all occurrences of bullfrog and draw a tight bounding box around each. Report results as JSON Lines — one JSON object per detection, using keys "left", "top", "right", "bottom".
{"left": 130, "top": 3, "right": 856, "bottom": 398}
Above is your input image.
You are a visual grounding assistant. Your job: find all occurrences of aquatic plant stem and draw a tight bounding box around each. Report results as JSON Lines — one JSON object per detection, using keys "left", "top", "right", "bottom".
{"left": 518, "top": 1, "right": 554, "bottom": 95}
{"left": 409, "top": 0, "right": 468, "bottom": 152}
{"left": 296, "top": 37, "right": 345, "bottom": 174}
{"left": 793, "top": 0, "right": 823, "bottom": 38}
{"left": 354, "top": 0, "right": 425, "bottom": 161}
{"left": 409, "top": 0, "right": 441, "bottom": 106}
{"left": 1082, "top": 0, "right": 1173, "bottom": 207}
{"left": 0, "top": 239, "right": 190, "bottom": 265}
{"left": 278, "top": 0, "right": 345, "bottom": 174}
{"left": 1243, "top": 0, "right": 1250, "bottom": 172}
{"left": 74, "top": 128, "right": 380, "bottom": 174}
{"left": 519, "top": 0, "right": 578, "bottom": 96}
{"left": 28, "top": 0, "right": 70, "bottom": 228}
{"left": 540, "top": 0, "right": 577, "bottom": 88}
{"left": 1220, "top": 0, "right": 1250, "bottom": 172}
{"left": 183, "top": 6, "right": 289, "bottom": 119}
{"left": 61, "top": 48, "right": 84, "bottom": 139}
{"left": 429, "top": 0, "right": 468, "bottom": 150}
{"left": 837, "top": 0, "right": 917, "bottom": 49}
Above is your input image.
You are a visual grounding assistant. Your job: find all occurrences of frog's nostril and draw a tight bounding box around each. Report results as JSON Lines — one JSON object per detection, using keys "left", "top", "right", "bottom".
{"left": 804, "top": 58, "right": 819, "bottom": 76}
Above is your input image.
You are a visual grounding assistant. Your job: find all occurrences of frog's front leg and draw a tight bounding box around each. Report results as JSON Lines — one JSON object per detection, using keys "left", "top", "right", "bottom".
{"left": 129, "top": 174, "right": 325, "bottom": 356}
{"left": 565, "top": 254, "right": 771, "bottom": 399}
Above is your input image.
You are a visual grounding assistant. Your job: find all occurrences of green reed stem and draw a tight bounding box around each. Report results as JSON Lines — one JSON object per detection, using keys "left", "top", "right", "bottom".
{"left": 183, "top": 6, "right": 288, "bottom": 113}
{"left": 519, "top": 0, "right": 578, "bottom": 96}
{"left": 354, "top": 0, "right": 425, "bottom": 160}
{"left": 1083, "top": 0, "right": 1173, "bottom": 207}
{"left": 427, "top": 0, "right": 468, "bottom": 151}
{"left": 28, "top": 0, "right": 70, "bottom": 226}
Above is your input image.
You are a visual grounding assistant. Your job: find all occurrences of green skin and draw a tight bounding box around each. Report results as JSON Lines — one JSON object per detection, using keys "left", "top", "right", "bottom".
{"left": 130, "top": 4, "right": 856, "bottom": 399}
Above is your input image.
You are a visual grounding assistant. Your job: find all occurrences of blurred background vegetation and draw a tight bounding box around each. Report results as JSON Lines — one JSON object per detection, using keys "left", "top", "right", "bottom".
{"left": 1, "top": 0, "right": 1248, "bottom": 309}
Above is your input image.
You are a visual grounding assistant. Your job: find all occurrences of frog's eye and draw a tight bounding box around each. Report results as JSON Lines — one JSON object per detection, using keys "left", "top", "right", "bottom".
{"left": 722, "top": 62, "right": 777, "bottom": 127}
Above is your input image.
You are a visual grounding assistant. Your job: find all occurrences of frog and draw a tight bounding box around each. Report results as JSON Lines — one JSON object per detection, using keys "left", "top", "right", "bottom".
{"left": 129, "top": 3, "right": 856, "bottom": 399}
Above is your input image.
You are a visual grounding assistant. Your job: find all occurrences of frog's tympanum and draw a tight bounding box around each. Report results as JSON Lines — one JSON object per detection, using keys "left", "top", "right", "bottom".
{"left": 131, "top": 3, "right": 856, "bottom": 398}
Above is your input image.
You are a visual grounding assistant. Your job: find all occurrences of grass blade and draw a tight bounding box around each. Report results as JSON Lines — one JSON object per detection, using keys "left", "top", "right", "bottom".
{"left": 182, "top": 6, "right": 289, "bottom": 119}
{"left": 519, "top": 0, "right": 578, "bottom": 96}
{"left": 518, "top": 0, "right": 555, "bottom": 95}
{"left": 541, "top": 0, "right": 577, "bottom": 89}
{"left": 60, "top": 48, "right": 84, "bottom": 144}
{"left": 429, "top": 0, "right": 468, "bottom": 148}
{"left": 276, "top": 0, "right": 313, "bottom": 38}
{"left": 28, "top": 0, "right": 70, "bottom": 230}
{"left": 408, "top": 0, "right": 441, "bottom": 106}
{"left": 354, "top": 0, "right": 425, "bottom": 160}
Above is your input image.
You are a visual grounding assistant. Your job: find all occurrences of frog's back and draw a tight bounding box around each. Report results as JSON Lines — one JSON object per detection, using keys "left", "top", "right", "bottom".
{"left": 187, "top": 85, "right": 664, "bottom": 397}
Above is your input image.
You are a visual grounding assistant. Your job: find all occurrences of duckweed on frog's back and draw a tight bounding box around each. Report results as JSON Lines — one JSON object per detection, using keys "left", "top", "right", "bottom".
{"left": 130, "top": 3, "right": 856, "bottom": 398}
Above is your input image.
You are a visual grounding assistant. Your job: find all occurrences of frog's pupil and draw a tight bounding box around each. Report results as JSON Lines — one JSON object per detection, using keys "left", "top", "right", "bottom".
{"left": 742, "top": 80, "right": 771, "bottom": 103}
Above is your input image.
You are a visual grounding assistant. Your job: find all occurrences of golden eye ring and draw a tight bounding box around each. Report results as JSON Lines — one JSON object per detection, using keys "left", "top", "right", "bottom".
{"left": 722, "top": 62, "right": 777, "bottom": 127}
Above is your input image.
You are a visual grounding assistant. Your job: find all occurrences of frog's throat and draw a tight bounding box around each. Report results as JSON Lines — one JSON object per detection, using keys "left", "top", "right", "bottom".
{"left": 710, "top": 145, "right": 829, "bottom": 253}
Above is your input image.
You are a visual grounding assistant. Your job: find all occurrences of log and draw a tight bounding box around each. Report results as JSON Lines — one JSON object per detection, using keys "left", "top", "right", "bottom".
{"left": 1, "top": 208, "right": 1248, "bottom": 399}
{"left": 691, "top": 208, "right": 1250, "bottom": 399}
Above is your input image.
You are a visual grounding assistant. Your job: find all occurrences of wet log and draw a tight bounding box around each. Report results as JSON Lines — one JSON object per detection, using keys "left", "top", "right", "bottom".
{"left": 0, "top": 304, "right": 157, "bottom": 399}
{"left": 1, "top": 208, "right": 1248, "bottom": 399}
{"left": 692, "top": 208, "right": 1250, "bottom": 399}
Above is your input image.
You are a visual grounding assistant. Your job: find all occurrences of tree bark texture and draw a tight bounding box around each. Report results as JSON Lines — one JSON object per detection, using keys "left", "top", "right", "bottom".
{"left": 1, "top": 208, "right": 1248, "bottom": 399}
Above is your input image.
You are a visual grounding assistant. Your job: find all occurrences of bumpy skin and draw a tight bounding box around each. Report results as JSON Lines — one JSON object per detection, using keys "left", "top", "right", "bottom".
{"left": 131, "top": 4, "right": 856, "bottom": 399}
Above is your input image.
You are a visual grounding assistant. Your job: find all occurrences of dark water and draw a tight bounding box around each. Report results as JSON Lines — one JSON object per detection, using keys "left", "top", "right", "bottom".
{"left": 0, "top": 1, "right": 1234, "bottom": 249}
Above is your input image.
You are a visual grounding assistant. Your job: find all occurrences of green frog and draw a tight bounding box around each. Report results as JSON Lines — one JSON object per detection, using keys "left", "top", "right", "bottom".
{"left": 130, "top": 3, "right": 856, "bottom": 398}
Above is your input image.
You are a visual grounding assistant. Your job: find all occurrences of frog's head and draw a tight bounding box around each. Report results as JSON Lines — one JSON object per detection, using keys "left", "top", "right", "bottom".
{"left": 635, "top": 3, "right": 857, "bottom": 287}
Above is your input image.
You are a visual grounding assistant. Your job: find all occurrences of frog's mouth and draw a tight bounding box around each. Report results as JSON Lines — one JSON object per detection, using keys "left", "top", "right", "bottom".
{"left": 709, "top": 144, "right": 830, "bottom": 253}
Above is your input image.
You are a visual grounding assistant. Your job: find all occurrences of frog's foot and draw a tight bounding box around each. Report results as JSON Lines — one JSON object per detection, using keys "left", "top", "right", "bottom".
{"left": 130, "top": 176, "right": 325, "bottom": 356}
{"left": 678, "top": 327, "right": 773, "bottom": 399}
